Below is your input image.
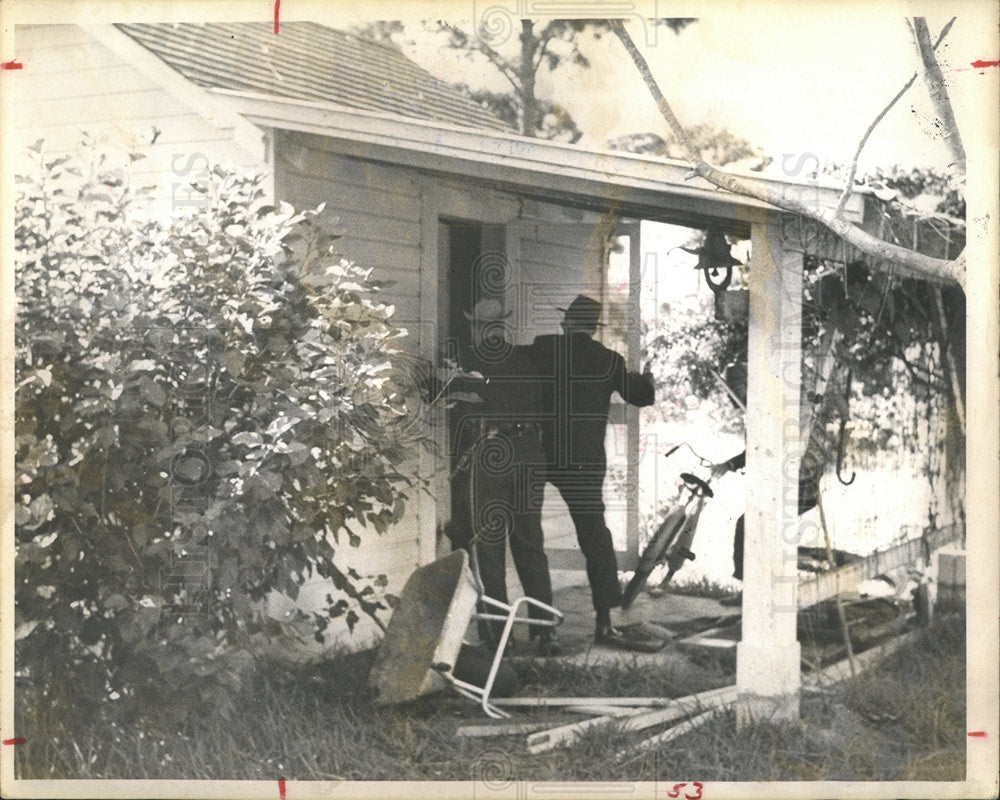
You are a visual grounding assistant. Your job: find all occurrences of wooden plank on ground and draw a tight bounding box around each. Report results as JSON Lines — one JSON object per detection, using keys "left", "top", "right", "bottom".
{"left": 527, "top": 686, "right": 737, "bottom": 754}
{"left": 616, "top": 707, "right": 724, "bottom": 760}
{"left": 493, "top": 696, "right": 676, "bottom": 708}
{"left": 457, "top": 706, "right": 637, "bottom": 737}
{"left": 564, "top": 706, "right": 638, "bottom": 717}
{"left": 678, "top": 633, "right": 739, "bottom": 651}
{"left": 803, "top": 630, "right": 920, "bottom": 686}
{"left": 797, "top": 525, "right": 962, "bottom": 608}
{"left": 456, "top": 720, "right": 559, "bottom": 738}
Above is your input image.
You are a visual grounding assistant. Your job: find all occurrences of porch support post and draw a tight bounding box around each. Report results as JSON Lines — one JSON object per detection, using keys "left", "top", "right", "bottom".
{"left": 736, "top": 219, "right": 803, "bottom": 726}
{"left": 625, "top": 223, "right": 642, "bottom": 565}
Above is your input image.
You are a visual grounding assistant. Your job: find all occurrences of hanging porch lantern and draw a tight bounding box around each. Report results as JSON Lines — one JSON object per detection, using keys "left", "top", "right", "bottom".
{"left": 683, "top": 230, "right": 748, "bottom": 322}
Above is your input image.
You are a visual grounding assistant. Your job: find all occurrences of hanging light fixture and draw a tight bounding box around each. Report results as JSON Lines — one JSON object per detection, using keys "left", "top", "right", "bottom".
{"left": 681, "top": 230, "right": 748, "bottom": 322}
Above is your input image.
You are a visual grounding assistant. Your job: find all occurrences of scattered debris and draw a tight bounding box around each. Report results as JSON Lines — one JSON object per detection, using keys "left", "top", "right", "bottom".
{"left": 493, "top": 696, "right": 678, "bottom": 708}
{"left": 526, "top": 686, "right": 736, "bottom": 754}
{"left": 617, "top": 707, "right": 721, "bottom": 760}
{"left": 453, "top": 686, "right": 738, "bottom": 753}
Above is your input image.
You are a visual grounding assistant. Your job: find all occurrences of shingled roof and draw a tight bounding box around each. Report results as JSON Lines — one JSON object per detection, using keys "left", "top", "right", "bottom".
{"left": 116, "top": 21, "right": 514, "bottom": 133}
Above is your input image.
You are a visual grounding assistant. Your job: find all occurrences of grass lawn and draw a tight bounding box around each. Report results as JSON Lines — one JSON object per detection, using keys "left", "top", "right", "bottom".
{"left": 15, "top": 613, "right": 965, "bottom": 783}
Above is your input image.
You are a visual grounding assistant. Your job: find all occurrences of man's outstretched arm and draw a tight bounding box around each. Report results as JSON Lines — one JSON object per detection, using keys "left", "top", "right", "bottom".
{"left": 617, "top": 355, "right": 656, "bottom": 407}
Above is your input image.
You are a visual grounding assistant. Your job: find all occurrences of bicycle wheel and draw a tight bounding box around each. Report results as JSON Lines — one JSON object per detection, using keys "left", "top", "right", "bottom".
{"left": 622, "top": 507, "right": 686, "bottom": 608}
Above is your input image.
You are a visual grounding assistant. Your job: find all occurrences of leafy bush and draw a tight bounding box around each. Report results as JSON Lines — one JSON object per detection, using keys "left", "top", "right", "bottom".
{"left": 643, "top": 287, "right": 747, "bottom": 432}
{"left": 14, "top": 140, "right": 432, "bottom": 725}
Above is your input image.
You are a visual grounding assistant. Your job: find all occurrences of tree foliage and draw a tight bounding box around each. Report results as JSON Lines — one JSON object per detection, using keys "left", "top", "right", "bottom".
{"left": 643, "top": 214, "right": 964, "bottom": 519}
{"left": 801, "top": 256, "right": 965, "bottom": 519}
{"left": 643, "top": 288, "right": 747, "bottom": 433}
{"left": 14, "top": 140, "right": 434, "bottom": 726}
{"left": 613, "top": 10, "right": 968, "bottom": 510}
{"left": 349, "top": 20, "right": 407, "bottom": 48}
{"left": 607, "top": 126, "right": 771, "bottom": 172}
{"left": 823, "top": 162, "right": 965, "bottom": 219}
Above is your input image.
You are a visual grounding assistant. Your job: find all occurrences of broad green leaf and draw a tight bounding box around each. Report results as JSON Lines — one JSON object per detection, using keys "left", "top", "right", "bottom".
{"left": 286, "top": 441, "right": 311, "bottom": 466}
{"left": 13, "top": 145, "right": 433, "bottom": 726}
{"left": 232, "top": 431, "right": 264, "bottom": 447}
{"left": 223, "top": 350, "right": 246, "bottom": 376}
{"left": 172, "top": 457, "right": 208, "bottom": 484}
{"left": 103, "top": 593, "right": 129, "bottom": 611}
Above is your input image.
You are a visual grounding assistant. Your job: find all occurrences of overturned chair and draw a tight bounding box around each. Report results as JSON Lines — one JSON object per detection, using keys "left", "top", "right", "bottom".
{"left": 368, "top": 548, "right": 562, "bottom": 718}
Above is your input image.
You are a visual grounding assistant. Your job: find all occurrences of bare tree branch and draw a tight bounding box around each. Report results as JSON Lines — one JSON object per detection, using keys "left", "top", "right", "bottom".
{"left": 610, "top": 20, "right": 965, "bottom": 289}
{"left": 533, "top": 32, "right": 553, "bottom": 72}
{"left": 911, "top": 17, "right": 966, "bottom": 178}
{"left": 520, "top": 20, "right": 539, "bottom": 136}
{"left": 533, "top": 20, "right": 574, "bottom": 72}
{"left": 437, "top": 21, "right": 523, "bottom": 95}
{"left": 835, "top": 18, "right": 956, "bottom": 215}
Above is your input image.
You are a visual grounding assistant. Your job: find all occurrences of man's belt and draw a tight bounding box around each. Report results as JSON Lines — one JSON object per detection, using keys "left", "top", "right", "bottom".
{"left": 487, "top": 421, "right": 541, "bottom": 436}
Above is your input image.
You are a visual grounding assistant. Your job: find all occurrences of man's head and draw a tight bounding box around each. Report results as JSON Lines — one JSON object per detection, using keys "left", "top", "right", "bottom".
{"left": 558, "top": 294, "right": 603, "bottom": 335}
{"left": 464, "top": 298, "right": 511, "bottom": 350}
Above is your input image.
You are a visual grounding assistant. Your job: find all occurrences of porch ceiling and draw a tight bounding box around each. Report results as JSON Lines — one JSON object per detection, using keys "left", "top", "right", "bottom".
{"left": 213, "top": 89, "right": 866, "bottom": 235}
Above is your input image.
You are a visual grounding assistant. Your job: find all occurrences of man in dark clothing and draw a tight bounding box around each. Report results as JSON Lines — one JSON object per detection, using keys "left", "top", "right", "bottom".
{"left": 526, "top": 295, "right": 656, "bottom": 647}
{"left": 451, "top": 298, "right": 559, "bottom": 656}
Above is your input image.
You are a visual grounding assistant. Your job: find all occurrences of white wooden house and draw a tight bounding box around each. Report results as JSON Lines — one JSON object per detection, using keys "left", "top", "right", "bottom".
{"left": 14, "top": 21, "right": 966, "bottom": 720}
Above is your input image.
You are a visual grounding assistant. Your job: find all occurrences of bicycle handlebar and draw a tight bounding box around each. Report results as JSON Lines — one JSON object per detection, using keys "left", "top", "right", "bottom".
{"left": 663, "top": 441, "right": 714, "bottom": 466}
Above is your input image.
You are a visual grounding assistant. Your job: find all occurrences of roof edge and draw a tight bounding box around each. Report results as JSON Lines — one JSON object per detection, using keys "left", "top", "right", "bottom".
{"left": 210, "top": 88, "right": 867, "bottom": 226}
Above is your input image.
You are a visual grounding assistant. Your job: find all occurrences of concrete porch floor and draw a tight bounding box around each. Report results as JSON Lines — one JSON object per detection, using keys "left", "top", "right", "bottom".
{"left": 499, "top": 572, "right": 738, "bottom": 668}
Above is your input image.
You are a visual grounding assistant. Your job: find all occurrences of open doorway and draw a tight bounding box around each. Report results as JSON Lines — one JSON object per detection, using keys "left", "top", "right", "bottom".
{"left": 633, "top": 222, "right": 749, "bottom": 591}
{"left": 438, "top": 219, "right": 507, "bottom": 545}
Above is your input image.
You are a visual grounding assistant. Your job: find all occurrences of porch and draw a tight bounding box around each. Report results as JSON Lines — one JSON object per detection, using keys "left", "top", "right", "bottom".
{"left": 224, "top": 90, "right": 964, "bottom": 721}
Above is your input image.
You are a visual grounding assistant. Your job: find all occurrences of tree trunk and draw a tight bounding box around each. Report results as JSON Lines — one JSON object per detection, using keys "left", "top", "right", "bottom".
{"left": 519, "top": 20, "right": 538, "bottom": 137}
{"left": 611, "top": 21, "right": 965, "bottom": 289}
{"left": 912, "top": 18, "right": 966, "bottom": 179}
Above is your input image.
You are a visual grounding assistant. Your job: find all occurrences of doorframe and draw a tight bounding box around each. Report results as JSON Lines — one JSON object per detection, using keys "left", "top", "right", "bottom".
{"left": 418, "top": 181, "right": 521, "bottom": 564}
{"left": 417, "top": 182, "right": 645, "bottom": 573}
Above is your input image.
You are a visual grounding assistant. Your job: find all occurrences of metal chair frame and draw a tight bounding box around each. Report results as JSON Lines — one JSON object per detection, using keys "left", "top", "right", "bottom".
{"left": 443, "top": 422, "right": 563, "bottom": 717}
{"left": 447, "top": 543, "right": 562, "bottom": 717}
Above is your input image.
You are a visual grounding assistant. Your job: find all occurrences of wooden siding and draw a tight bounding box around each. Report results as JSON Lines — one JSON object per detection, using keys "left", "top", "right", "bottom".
{"left": 14, "top": 25, "right": 264, "bottom": 215}
{"left": 514, "top": 214, "right": 612, "bottom": 344}
{"left": 274, "top": 131, "right": 425, "bottom": 335}
{"left": 273, "top": 137, "right": 635, "bottom": 589}
{"left": 273, "top": 130, "right": 429, "bottom": 604}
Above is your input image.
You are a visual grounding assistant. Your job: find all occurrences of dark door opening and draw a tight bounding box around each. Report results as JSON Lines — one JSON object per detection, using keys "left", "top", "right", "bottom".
{"left": 439, "top": 219, "right": 507, "bottom": 545}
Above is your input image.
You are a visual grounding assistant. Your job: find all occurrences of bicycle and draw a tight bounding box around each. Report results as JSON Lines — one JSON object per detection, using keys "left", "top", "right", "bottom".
{"left": 622, "top": 443, "right": 719, "bottom": 609}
